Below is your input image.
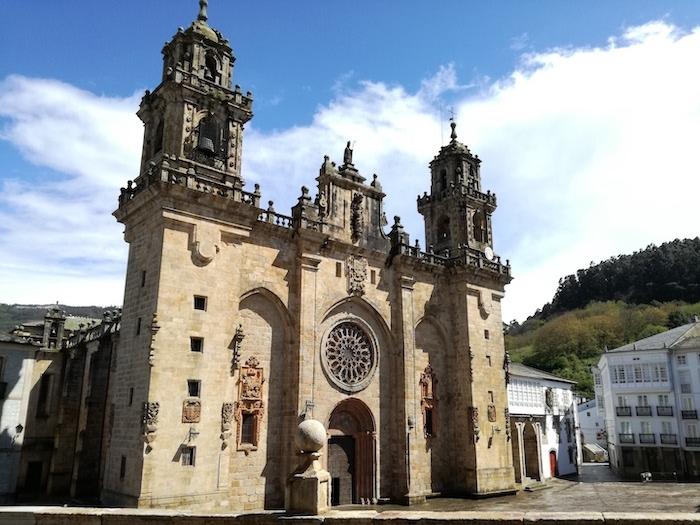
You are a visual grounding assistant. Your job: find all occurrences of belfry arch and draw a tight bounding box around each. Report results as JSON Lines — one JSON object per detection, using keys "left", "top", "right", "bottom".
{"left": 327, "top": 398, "right": 376, "bottom": 505}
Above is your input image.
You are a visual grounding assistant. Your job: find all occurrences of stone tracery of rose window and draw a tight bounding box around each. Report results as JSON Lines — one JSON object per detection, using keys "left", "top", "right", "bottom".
{"left": 323, "top": 322, "right": 376, "bottom": 392}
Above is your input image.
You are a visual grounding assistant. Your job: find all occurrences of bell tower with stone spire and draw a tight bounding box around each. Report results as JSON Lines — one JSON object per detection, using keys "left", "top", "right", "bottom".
{"left": 417, "top": 121, "right": 497, "bottom": 256}
{"left": 136, "top": 0, "right": 252, "bottom": 185}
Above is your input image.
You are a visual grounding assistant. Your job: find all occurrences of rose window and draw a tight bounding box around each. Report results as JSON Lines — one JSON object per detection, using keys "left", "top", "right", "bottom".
{"left": 323, "top": 322, "right": 376, "bottom": 392}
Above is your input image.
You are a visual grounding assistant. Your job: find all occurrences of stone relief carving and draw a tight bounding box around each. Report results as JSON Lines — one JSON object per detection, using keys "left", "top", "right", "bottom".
{"left": 322, "top": 322, "right": 377, "bottom": 393}
{"left": 221, "top": 402, "right": 234, "bottom": 448}
{"left": 487, "top": 404, "right": 497, "bottom": 423}
{"left": 143, "top": 401, "right": 160, "bottom": 446}
{"left": 504, "top": 408, "right": 511, "bottom": 441}
{"left": 503, "top": 350, "right": 511, "bottom": 384}
{"left": 191, "top": 223, "right": 220, "bottom": 265}
{"left": 470, "top": 406, "right": 480, "bottom": 441}
{"left": 545, "top": 388, "right": 554, "bottom": 412}
{"left": 182, "top": 399, "right": 201, "bottom": 423}
{"left": 346, "top": 255, "right": 368, "bottom": 296}
{"left": 350, "top": 193, "right": 364, "bottom": 243}
{"left": 235, "top": 356, "right": 265, "bottom": 452}
{"left": 148, "top": 312, "right": 160, "bottom": 367}
{"left": 420, "top": 364, "right": 438, "bottom": 438}
{"left": 467, "top": 288, "right": 491, "bottom": 319}
{"left": 230, "top": 324, "right": 245, "bottom": 373}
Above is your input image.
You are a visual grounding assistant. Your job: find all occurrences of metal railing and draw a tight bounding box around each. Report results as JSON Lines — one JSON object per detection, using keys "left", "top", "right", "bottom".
{"left": 657, "top": 406, "right": 674, "bottom": 416}
{"left": 636, "top": 406, "right": 652, "bottom": 416}
{"left": 616, "top": 406, "right": 632, "bottom": 416}
{"left": 681, "top": 410, "right": 698, "bottom": 420}
{"left": 639, "top": 433, "right": 656, "bottom": 444}
{"left": 618, "top": 433, "right": 635, "bottom": 443}
{"left": 660, "top": 434, "right": 677, "bottom": 444}
{"left": 685, "top": 437, "right": 700, "bottom": 447}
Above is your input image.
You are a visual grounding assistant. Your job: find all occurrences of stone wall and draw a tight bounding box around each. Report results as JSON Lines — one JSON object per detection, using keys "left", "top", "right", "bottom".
{"left": 2, "top": 508, "right": 700, "bottom": 525}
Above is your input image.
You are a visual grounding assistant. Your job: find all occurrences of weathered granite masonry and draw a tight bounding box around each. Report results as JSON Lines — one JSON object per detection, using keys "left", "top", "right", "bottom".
{"left": 2, "top": 508, "right": 700, "bottom": 525}
{"left": 104, "top": 1, "right": 514, "bottom": 510}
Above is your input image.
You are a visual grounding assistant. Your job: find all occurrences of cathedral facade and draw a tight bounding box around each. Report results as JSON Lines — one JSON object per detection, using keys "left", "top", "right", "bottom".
{"left": 104, "top": 1, "right": 515, "bottom": 510}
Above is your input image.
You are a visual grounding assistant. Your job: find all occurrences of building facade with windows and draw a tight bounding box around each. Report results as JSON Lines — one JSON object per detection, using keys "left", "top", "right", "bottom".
{"left": 595, "top": 321, "right": 700, "bottom": 479}
{"left": 0, "top": 307, "right": 120, "bottom": 502}
{"left": 507, "top": 363, "right": 581, "bottom": 485}
{"left": 577, "top": 399, "right": 607, "bottom": 450}
{"left": 103, "top": 0, "right": 516, "bottom": 511}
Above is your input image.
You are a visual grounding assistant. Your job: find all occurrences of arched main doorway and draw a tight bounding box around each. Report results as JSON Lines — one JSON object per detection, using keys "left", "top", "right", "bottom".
{"left": 327, "top": 398, "right": 376, "bottom": 505}
{"left": 523, "top": 423, "right": 541, "bottom": 481}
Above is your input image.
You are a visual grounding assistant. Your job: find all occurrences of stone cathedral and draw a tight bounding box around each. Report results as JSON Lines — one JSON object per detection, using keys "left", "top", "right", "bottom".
{"left": 105, "top": 1, "right": 515, "bottom": 510}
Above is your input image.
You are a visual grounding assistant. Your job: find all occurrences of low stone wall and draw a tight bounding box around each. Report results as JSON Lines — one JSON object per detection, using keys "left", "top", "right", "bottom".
{"left": 1, "top": 509, "right": 700, "bottom": 525}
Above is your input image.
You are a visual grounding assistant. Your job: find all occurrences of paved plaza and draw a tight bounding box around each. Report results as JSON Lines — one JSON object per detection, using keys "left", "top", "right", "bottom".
{"left": 338, "top": 464, "right": 700, "bottom": 513}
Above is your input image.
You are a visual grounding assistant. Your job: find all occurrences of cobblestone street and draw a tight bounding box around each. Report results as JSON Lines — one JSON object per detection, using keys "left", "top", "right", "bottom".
{"left": 337, "top": 464, "right": 700, "bottom": 513}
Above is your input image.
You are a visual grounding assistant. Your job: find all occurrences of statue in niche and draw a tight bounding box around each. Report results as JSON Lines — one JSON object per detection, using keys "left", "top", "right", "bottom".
{"left": 351, "top": 193, "right": 364, "bottom": 242}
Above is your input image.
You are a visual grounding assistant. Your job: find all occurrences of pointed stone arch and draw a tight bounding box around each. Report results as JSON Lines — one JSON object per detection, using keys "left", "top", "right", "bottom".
{"left": 234, "top": 286, "right": 294, "bottom": 508}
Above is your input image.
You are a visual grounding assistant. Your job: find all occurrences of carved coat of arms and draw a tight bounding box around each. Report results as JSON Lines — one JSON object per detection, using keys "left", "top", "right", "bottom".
{"left": 346, "top": 255, "right": 368, "bottom": 296}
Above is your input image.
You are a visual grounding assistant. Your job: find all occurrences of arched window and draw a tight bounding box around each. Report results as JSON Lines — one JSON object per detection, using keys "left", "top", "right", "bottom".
{"left": 437, "top": 216, "right": 450, "bottom": 241}
{"left": 153, "top": 120, "right": 164, "bottom": 155}
{"left": 204, "top": 52, "right": 219, "bottom": 83}
{"left": 473, "top": 210, "right": 487, "bottom": 243}
{"left": 439, "top": 169, "right": 447, "bottom": 191}
{"left": 197, "top": 115, "right": 220, "bottom": 156}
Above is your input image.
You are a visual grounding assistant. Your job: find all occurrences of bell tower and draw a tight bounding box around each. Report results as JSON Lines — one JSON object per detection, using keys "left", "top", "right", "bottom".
{"left": 136, "top": 0, "right": 252, "bottom": 185}
{"left": 417, "top": 121, "right": 497, "bottom": 255}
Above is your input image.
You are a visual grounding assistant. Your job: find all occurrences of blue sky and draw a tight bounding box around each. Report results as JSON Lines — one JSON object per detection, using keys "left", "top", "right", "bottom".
{"left": 2, "top": 1, "right": 700, "bottom": 321}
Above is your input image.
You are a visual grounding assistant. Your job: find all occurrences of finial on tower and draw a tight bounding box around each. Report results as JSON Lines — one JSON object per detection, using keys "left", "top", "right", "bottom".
{"left": 450, "top": 120, "right": 458, "bottom": 141}
{"left": 198, "top": 0, "right": 208, "bottom": 22}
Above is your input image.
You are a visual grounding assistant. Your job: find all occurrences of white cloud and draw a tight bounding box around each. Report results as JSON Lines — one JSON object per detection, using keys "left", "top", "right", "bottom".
{"left": 1, "top": 21, "right": 700, "bottom": 321}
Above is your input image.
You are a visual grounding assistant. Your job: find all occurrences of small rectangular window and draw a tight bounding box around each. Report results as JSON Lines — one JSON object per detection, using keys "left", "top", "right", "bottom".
{"left": 193, "top": 295, "right": 207, "bottom": 311}
{"left": 120, "top": 456, "right": 126, "bottom": 480}
{"left": 136, "top": 317, "right": 142, "bottom": 336}
{"left": 187, "top": 379, "right": 201, "bottom": 398}
{"left": 140, "top": 270, "right": 146, "bottom": 288}
{"left": 484, "top": 329, "right": 490, "bottom": 340}
{"left": 486, "top": 355, "right": 492, "bottom": 367}
{"left": 241, "top": 413, "right": 256, "bottom": 445}
{"left": 128, "top": 387, "right": 134, "bottom": 406}
{"left": 335, "top": 262, "right": 342, "bottom": 278}
{"left": 181, "top": 446, "right": 196, "bottom": 466}
{"left": 370, "top": 269, "right": 376, "bottom": 284}
{"left": 678, "top": 355, "right": 687, "bottom": 365}
{"left": 190, "top": 337, "right": 204, "bottom": 353}
{"left": 488, "top": 390, "right": 494, "bottom": 403}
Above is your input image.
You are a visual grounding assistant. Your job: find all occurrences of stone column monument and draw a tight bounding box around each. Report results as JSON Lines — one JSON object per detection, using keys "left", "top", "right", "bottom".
{"left": 285, "top": 419, "right": 330, "bottom": 515}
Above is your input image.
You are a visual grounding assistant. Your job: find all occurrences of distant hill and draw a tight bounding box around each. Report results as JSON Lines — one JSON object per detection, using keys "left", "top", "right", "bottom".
{"left": 506, "top": 300, "right": 700, "bottom": 398}
{"left": 539, "top": 238, "right": 700, "bottom": 318}
{"left": 506, "top": 238, "right": 700, "bottom": 398}
{"left": 0, "top": 303, "right": 119, "bottom": 334}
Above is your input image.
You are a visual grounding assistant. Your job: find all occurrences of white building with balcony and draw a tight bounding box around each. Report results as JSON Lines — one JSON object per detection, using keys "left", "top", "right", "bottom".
{"left": 595, "top": 320, "right": 700, "bottom": 479}
{"left": 507, "top": 363, "right": 581, "bottom": 486}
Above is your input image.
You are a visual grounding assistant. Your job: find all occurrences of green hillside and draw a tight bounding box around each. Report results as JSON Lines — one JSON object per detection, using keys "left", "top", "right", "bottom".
{"left": 506, "top": 238, "right": 700, "bottom": 398}
{"left": 506, "top": 301, "right": 700, "bottom": 398}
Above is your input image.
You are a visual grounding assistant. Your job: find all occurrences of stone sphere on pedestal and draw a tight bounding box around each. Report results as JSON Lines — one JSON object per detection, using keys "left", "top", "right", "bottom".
{"left": 295, "top": 419, "right": 326, "bottom": 453}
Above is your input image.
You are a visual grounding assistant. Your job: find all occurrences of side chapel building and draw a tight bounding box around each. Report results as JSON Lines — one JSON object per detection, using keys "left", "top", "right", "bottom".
{"left": 105, "top": 1, "right": 515, "bottom": 510}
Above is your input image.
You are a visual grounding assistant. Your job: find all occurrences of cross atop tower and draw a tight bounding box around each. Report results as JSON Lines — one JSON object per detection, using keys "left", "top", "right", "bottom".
{"left": 198, "top": 0, "right": 208, "bottom": 22}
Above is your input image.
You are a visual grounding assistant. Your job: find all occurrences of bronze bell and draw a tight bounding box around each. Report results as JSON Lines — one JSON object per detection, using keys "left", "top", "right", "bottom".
{"left": 198, "top": 136, "right": 215, "bottom": 154}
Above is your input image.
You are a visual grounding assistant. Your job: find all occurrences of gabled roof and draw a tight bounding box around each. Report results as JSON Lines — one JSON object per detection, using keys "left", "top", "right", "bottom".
{"left": 510, "top": 362, "right": 576, "bottom": 384}
{"left": 608, "top": 322, "right": 700, "bottom": 353}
